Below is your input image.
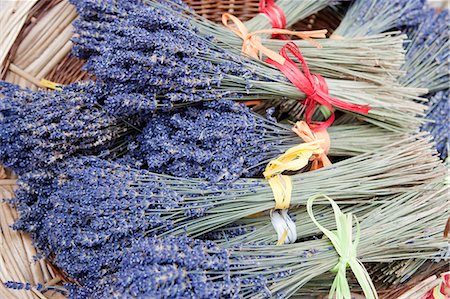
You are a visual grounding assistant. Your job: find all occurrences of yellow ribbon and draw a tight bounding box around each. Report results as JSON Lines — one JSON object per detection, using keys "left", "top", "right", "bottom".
{"left": 307, "top": 195, "right": 378, "bottom": 299}
{"left": 222, "top": 13, "right": 327, "bottom": 64}
{"left": 263, "top": 141, "right": 323, "bottom": 210}
{"left": 39, "top": 79, "right": 63, "bottom": 90}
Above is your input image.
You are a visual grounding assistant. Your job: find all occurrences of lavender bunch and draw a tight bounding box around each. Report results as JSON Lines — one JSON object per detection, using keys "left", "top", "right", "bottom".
{"left": 14, "top": 136, "right": 444, "bottom": 241}
{"left": 70, "top": 0, "right": 427, "bottom": 132}
{"left": 0, "top": 81, "right": 135, "bottom": 174}
{"left": 33, "top": 185, "right": 449, "bottom": 298}
{"left": 12, "top": 157, "right": 182, "bottom": 285}
{"left": 136, "top": 100, "right": 407, "bottom": 182}
{"left": 333, "top": 0, "right": 426, "bottom": 37}
{"left": 421, "top": 91, "right": 449, "bottom": 159}
{"left": 137, "top": 100, "right": 281, "bottom": 182}
{"left": 159, "top": 0, "right": 411, "bottom": 84}
{"left": 132, "top": 135, "right": 446, "bottom": 237}
{"left": 400, "top": 8, "right": 449, "bottom": 92}
{"left": 68, "top": 236, "right": 241, "bottom": 299}
{"left": 70, "top": 0, "right": 269, "bottom": 117}
{"left": 11, "top": 154, "right": 446, "bottom": 298}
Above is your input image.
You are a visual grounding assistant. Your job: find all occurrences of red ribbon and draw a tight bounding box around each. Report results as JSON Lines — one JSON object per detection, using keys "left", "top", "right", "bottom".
{"left": 259, "top": 0, "right": 288, "bottom": 40}
{"left": 266, "top": 43, "right": 371, "bottom": 131}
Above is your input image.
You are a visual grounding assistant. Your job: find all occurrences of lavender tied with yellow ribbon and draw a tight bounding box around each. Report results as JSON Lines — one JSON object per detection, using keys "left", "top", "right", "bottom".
{"left": 263, "top": 142, "right": 323, "bottom": 245}
{"left": 307, "top": 195, "right": 378, "bottom": 299}
{"left": 263, "top": 142, "right": 323, "bottom": 211}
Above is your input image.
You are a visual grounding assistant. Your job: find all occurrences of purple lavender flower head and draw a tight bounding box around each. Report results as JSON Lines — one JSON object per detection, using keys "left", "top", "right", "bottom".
{"left": 12, "top": 156, "right": 182, "bottom": 284}
{"left": 69, "top": 0, "right": 270, "bottom": 117}
{"left": 0, "top": 81, "right": 132, "bottom": 175}
{"left": 137, "top": 100, "right": 287, "bottom": 182}
{"left": 70, "top": 236, "right": 239, "bottom": 299}
{"left": 421, "top": 91, "right": 449, "bottom": 160}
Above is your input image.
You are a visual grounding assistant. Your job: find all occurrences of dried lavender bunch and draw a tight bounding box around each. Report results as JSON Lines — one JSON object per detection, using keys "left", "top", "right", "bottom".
{"left": 0, "top": 81, "right": 136, "bottom": 175}
{"left": 70, "top": 0, "right": 272, "bottom": 115}
{"left": 68, "top": 236, "right": 241, "bottom": 299}
{"left": 249, "top": 33, "right": 408, "bottom": 84}
{"left": 421, "top": 91, "right": 449, "bottom": 159}
{"left": 12, "top": 156, "right": 446, "bottom": 298}
{"left": 12, "top": 157, "right": 182, "bottom": 285}
{"left": 14, "top": 135, "right": 443, "bottom": 241}
{"left": 45, "top": 186, "right": 449, "bottom": 298}
{"left": 400, "top": 8, "right": 449, "bottom": 92}
{"left": 132, "top": 135, "right": 445, "bottom": 237}
{"left": 193, "top": 10, "right": 407, "bottom": 84}
{"left": 70, "top": 0, "right": 427, "bottom": 131}
{"left": 333, "top": 0, "right": 426, "bottom": 37}
{"left": 136, "top": 100, "right": 406, "bottom": 182}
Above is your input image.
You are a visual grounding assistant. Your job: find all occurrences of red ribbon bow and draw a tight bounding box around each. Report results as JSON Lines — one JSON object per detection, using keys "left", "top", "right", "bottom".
{"left": 266, "top": 42, "right": 371, "bottom": 131}
{"left": 259, "top": 0, "right": 289, "bottom": 40}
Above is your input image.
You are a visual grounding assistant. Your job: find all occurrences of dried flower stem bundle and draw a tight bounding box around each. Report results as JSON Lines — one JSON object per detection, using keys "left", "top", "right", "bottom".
{"left": 0, "top": 80, "right": 405, "bottom": 179}
{"left": 193, "top": 15, "right": 407, "bottom": 84}
{"left": 15, "top": 135, "right": 439, "bottom": 241}
{"left": 155, "top": 0, "right": 409, "bottom": 84}
{"left": 70, "top": 0, "right": 427, "bottom": 131}
{"left": 64, "top": 186, "right": 447, "bottom": 298}
{"left": 135, "top": 100, "right": 407, "bottom": 181}
{"left": 136, "top": 135, "right": 445, "bottom": 237}
{"left": 224, "top": 187, "right": 448, "bottom": 298}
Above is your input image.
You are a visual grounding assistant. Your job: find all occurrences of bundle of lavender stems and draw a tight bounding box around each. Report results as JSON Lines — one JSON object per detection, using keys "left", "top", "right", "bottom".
{"left": 252, "top": 0, "right": 443, "bottom": 123}
{"left": 0, "top": 0, "right": 448, "bottom": 298}
{"left": 12, "top": 167, "right": 448, "bottom": 298}
{"left": 69, "top": 0, "right": 427, "bottom": 131}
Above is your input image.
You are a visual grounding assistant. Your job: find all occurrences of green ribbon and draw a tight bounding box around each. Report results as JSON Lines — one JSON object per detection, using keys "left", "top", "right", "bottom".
{"left": 307, "top": 195, "right": 378, "bottom": 299}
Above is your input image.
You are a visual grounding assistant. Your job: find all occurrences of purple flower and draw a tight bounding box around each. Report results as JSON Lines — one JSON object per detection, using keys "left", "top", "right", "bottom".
{"left": 0, "top": 81, "right": 139, "bottom": 175}
{"left": 421, "top": 91, "right": 449, "bottom": 159}
{"left": 69, "top": 0, "right": 289, "bottom": 118}
{"left": 12, "top": 156, "right": 181, "bottom": 284}
{"left": 72, "top": 236, "right": 239, "bottom": 299}
{"left": 136, "top": 100, "right": 294, "bottom": 182}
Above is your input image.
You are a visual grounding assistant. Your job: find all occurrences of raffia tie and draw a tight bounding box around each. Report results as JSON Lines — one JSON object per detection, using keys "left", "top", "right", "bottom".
{"left": 259, "top": 0, "right": 289, "bottom": 40}
{"left": 307, "top": 195, "right": 378, "bottom": 299}
{"left": 292, "top": 121, "right": 331, "bottom": 170}
{"left": 263, "top": 142, "right": 323, "bottom": 245}
{"left": 39, "top": 79, "right": 62, "bottom": 90}
{"left": 266, "top": 43, "right": 371, "bottom": 131}
{"left": 222, "top": 13, "right": 326, "bottom": 63}
{"left": 263, "top": 142, "right": 323, "bottom": 210}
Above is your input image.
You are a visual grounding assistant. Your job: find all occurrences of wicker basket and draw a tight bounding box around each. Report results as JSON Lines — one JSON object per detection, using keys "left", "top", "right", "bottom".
{"left": 0, "top": 1, "right": 444, "bottom": 298}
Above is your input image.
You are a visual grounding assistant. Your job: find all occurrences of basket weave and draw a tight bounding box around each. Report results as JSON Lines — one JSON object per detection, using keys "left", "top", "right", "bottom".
{"left": 0, "top": 1, "right": 443, "bottom": 298}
